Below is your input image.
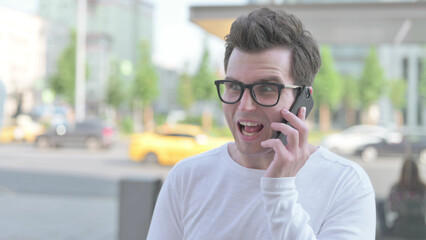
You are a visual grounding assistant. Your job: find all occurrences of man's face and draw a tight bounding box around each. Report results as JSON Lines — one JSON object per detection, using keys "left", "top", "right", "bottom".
{"left": 223, "top": 47, "right": 296, "bottom": 157}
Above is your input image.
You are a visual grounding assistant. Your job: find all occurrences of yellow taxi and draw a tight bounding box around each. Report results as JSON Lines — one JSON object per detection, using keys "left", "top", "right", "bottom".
{"left": 0, "top": 125, "right": 20, "bottom": 143}
{"left": 0, "top": 115, "right": 45, "bottom": 143}
{"left": 129, "top": 124, "right": 233, "bottom": 165}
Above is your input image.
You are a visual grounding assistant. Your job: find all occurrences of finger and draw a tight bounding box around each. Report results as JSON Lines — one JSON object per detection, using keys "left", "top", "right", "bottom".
{"left": 281, "top": 108, "right": 303, "bottom": 129}
{"left": 296, "top": 107, "right": 309, "bottom": 146}
{"left": 270, "top": 122, "right": 299, "bottom": 151}
{"left": 282, "top": 108, "right": 309, "bottom": 147}
{"left": 297, "top": 106, "right": 306, "bottom": 119}
{"left": 261, "top": 138, "right": 290, "bottom": 156}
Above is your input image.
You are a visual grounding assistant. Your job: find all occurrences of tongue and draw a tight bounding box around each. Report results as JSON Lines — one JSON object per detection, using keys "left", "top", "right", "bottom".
{"left": 243, "top": 125, "right": 263, "bottom": 133}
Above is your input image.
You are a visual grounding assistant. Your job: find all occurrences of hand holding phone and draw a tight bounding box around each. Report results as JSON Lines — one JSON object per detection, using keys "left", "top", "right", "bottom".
{"left": 261, "top": 86, "right": 314, "bottom": 178}
{"left": 275, "top": 86, "right": 314, "bottom": 145}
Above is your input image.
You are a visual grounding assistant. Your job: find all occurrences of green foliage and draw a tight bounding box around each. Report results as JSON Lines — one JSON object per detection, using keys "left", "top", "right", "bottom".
{"left": 359, "top": 47, "right": 386, "bottom": 108}
{"left": 342, "top": 75, "right": 360, "bottom": 109}
{"left": 106, "top": 60, "right": 126, "bottom": 108}
{"left": 192, "top": 41, "right": 216, "bottom": 100}
{"left": 388, "top": 78, "right": 407, "bottom": 110}
{"left": 308, "top": 129, "right": 338, "bottom": 145}
{"left": 177, "top": 115, "right": 231, "bottom": 137}
{"left": 48, "top": 31, "right": 77, "bottom": 105}
{"left": 177, "top": 64, "right": 195, "bottom": 110}
{"left": 154, "top": 114, "right": 167, "bottom": 126}
{"left": 179, "top": 115, "right": 202, "bottom": 126}
{"left": 133, "top": 41, "right": 159, "bottom": 108}
{"left": 120, "top": 116, "right": 134, "bottom": 134}
{"left": 313, "top": 46, "right": 343, "bottom": 110}
{"left": 209, "top": 126, "right": 232, "bottom": 138}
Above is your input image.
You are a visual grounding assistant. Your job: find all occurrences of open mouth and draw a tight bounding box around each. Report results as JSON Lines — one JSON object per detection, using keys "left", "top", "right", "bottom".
{"left": 238, "top": 121, "right": 264, "bottom": 136}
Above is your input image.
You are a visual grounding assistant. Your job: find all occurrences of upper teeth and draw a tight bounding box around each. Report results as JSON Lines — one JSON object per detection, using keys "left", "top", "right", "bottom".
{"left": 239, "top": 121, "right": 260, "bottom": 126}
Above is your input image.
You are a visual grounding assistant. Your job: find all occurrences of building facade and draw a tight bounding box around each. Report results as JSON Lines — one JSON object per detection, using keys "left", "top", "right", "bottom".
{"left": 190, "top": 0, "right": 426, "bottom": 129}
{"left": 39, "top": 0, "right": 154, "bottom": 116}
{"left": 0, "top": 6, "right": 46, "bottom": 120}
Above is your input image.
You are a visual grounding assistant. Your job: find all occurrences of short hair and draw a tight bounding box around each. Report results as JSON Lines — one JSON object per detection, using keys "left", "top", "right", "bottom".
{"left": 224, "top": 7, "right": 321, "bottom": 86}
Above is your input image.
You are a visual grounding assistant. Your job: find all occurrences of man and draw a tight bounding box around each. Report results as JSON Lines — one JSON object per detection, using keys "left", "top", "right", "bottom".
{"left": 148, "top": 8, "right": 375, "bottom": 239}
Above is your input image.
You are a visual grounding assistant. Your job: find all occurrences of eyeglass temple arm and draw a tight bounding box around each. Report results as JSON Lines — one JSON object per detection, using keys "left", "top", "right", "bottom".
{"left": 285, "top": 84, "right": 303, "bottom": 89}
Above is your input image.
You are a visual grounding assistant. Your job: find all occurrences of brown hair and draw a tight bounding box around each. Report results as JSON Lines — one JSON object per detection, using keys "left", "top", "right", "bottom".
{"left": 224, "top": 7, "right": 321, "bottom": 86}
{"left": 397, "top": 158, "right": 426, "bottom": 192}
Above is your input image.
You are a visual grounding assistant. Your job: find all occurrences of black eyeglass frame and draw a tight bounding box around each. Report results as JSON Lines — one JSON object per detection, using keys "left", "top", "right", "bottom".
{"left": 214, "top": 80, "right": 303, "bottom": 107}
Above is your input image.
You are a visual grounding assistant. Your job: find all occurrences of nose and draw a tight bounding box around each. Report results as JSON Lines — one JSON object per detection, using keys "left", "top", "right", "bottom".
{"left": 238, "top": 89, "right": 257, "bottom": 112}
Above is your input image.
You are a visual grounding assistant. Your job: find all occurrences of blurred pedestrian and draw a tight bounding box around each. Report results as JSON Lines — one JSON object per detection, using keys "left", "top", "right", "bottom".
{"left": 148, "top": 7, "right": 376, "bottom": 239}
{"left": 388, "top": 158, "right": 426, "bottom": 239}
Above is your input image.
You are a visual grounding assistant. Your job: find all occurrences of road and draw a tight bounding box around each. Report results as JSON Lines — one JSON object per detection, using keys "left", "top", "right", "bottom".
{"left": 1, "top": 141, "right": 422, "bottom": 198}
{"left": 0, "top": 141, "right": 172, "bottom": 240}
{"left": 0, "top": 141, "right": 172, "bottom": 180}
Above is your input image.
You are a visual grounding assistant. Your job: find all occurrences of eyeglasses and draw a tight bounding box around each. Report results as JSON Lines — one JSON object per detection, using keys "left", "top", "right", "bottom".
{"left": 214, "top": 80, "right": 302, "bottom": 107}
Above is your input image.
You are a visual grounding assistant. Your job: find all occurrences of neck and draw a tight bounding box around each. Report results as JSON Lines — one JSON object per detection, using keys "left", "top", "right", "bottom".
{"left": 228, "top": 142, "right": 318, "bottom": 170}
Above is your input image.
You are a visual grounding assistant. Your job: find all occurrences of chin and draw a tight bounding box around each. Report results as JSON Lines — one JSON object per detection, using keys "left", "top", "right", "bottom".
{"left": 234, "top": 139, "right": 271, "bottom": 157}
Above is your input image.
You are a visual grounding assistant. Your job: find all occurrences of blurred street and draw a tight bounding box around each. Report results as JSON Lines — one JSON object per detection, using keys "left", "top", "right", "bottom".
{"left": 0, "top": 140, "right": 172, "bottom": 180}
{"left": 0, "top": 140, "right": 171, "bottom": 240}
{"left": 1, "top": 140, "right": 425, "bottom": 198}
{"left": 0, "top": 141, "right": 425, "bottom": 239}
{"left": 1, "top": 140, "right": 423, "bottom": 197}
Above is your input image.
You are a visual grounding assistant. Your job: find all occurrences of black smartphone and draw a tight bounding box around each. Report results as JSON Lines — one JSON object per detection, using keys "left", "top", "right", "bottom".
{"left": 274, "top": 86, "right": 314, "bottom": 145}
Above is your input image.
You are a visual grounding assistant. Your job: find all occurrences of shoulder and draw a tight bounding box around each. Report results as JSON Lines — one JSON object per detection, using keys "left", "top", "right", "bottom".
{"left": 167, "top": 143, "right": 228, "bottom": 179}
{"left": 161, "top": 144, "right": 228, "bottom": 197}
{"left": 307, "top": 147, "right": 373, "bottom": 190}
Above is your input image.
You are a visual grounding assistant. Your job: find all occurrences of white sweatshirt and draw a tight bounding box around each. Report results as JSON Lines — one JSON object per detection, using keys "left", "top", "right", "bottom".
{"left": 147, "top": 144, "right": 376, "bottom": 240}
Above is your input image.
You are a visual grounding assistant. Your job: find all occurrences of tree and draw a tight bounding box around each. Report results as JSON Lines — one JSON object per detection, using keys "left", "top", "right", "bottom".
{"left": 177, "top": 63, "right": 195, "bottom": 111}
{"left": 192, "top": 41, "right": 217, "bottom": 131}
{"left": 388, "top": 79, "right": 407, "bottom": 110}
{"left": 359, "top": 47, "right": 386, "bottom": 124}
{"left": 387, "top": 78, "right": 407, "bottom": 127}
{"left": 48, "top": 31, "right": 77, "bottom": 105}
{"left": 132, "top": 41, "right": 159, "bottom": 131}
{"left": 342, "top": 75, "right": 360, "bottom": 126}
{"left": 192, "top": 41, "right": 216, "bottom": 101}
{"left": 313, "top": 46, "right": 343, "bottom": 131}
{"left": 105, "top": 60, "right": 126, "bottom": 115}
{"left": 105, "top": 60, "right": 126, "bottom": 128}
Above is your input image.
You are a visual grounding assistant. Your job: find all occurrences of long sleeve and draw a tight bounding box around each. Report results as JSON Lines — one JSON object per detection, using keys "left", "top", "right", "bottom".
{"left": 261, "top": 177, "right": 376, "bottom": 240}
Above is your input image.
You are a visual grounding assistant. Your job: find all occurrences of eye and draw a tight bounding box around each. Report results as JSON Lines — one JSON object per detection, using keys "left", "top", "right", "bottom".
{"left": 259, "top": 84, "right": 275, "bottom": 92}
{"left": 228, "top": 82, "right": 242, "bottom": 91}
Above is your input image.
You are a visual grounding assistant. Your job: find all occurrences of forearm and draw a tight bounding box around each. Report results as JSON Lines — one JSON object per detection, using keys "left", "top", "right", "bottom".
{"left": 261, "top": 177, "right": 376, "bottom": 240}
{"left": 261, "top": 177, "right": 316, "bottom": 240}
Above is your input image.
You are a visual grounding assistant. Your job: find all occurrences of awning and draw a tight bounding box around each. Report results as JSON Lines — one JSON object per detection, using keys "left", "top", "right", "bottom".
{"left": 190, "top": 1, "right": 426, "bottom": 44}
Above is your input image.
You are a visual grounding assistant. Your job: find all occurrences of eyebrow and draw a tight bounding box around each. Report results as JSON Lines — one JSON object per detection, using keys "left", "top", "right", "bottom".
{"left": 224, "top": 77, "right": 283, "bottom": 84}
{"left": 258, "top": 77, "right": 282, "bottom": 83}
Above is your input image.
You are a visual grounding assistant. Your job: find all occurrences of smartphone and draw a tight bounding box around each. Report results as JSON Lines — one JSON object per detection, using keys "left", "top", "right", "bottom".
{"left": 274, "top": 86, "right": 314, "bottom": 145}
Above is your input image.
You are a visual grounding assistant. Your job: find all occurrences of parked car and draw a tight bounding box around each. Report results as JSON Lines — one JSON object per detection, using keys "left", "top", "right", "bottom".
{"left": 34, "top": 119, "right": 114, "bottom": 149}
{"left": 355, "top": 131, "right": 426, "bottom": 163}
{"left": 129, "top": 124, "right": 233, "bottom": 165}
{"left": 320, "top": 125, "right": 393, "bottom": 156}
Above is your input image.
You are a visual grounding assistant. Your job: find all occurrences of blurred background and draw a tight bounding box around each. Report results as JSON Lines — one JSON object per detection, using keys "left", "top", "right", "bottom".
{"left": 0, "top": 0, "right": 425, "bottom": 239}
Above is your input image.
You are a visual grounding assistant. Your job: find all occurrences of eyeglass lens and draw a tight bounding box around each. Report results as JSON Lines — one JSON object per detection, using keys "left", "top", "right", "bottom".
{"left": 217, "top": 81, "right": 280, "bottom": 106}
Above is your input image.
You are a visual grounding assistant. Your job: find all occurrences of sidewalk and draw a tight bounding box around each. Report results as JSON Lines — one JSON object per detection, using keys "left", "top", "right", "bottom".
{"left": 0, "top": 169, "right": 118, "bottom": 240}
{"left": 0, "top": 193, "right": 116, "bottom": 240}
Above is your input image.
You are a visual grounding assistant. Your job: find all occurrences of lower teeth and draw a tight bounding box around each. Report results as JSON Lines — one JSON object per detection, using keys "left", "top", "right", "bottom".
{"left": 242, "top": 129, "right": 258, "bottom": 136}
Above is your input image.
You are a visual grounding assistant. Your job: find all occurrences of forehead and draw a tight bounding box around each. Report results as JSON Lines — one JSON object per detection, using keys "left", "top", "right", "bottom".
{"left": 226, "top": 47, "right": 293, "bottom": 84}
